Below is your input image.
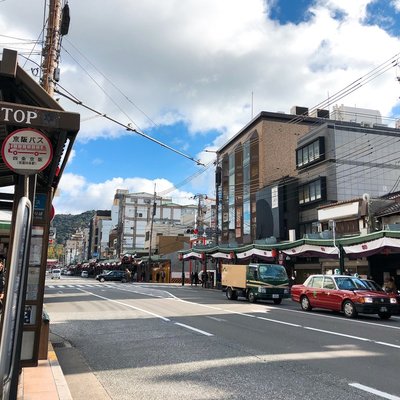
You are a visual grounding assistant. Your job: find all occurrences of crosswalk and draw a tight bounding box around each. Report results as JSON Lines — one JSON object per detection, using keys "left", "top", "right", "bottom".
{"left": 46, "top": 283, "right": 116, "bottom": 289}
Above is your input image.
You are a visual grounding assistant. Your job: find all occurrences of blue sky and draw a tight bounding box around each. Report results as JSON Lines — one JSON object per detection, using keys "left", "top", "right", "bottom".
{"left": 2, "top": 0, "right": 400, "bottom": 214}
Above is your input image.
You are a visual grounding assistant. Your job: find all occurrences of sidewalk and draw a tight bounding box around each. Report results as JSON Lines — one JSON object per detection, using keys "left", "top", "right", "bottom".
{"left": 18, "top": 342, "right": 72, "bottom": 400}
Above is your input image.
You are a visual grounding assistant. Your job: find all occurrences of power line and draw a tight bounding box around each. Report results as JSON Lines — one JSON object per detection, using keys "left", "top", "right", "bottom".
{"left": 54, "top": 84, "right": 205, "bottom": 166}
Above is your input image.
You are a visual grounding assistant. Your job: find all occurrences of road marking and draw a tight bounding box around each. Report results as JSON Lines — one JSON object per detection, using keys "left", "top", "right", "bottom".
{"left": 349, "top": 383, "right": 400, "bottom": 399}
{"left": 304, "top": 327, "right": 370, "bottom": 342}
{"left": 77, "top": 289, "right": 170, "bottom": 322}
{"left": 257, "top": 316, "right": 301, "bottom": 327}
{"left": 206, "top": 316, "right": 227, "bottom": 322}
{"left": 374, "top": 341, "right": 400, "bottom": 349}
{"left": 175, "top": 322, "right": 214, "bottom": 336}
{"left": 278, "top": 307, "right": 400, "bottom": 331}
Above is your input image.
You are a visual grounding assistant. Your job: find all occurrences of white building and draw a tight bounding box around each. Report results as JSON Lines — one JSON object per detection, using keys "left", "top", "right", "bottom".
{"left": 113, "top": 189, "right": 198, "bottom": 256}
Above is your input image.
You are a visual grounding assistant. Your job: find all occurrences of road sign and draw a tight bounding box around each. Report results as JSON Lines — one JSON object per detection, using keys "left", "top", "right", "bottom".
{"left": 1, "top": 128, "right": 53, "bottom": 175}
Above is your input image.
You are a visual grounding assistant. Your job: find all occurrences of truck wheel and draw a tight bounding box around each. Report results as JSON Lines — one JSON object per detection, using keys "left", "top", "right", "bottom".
{"left": 273, "top": 298, "right": 282, "bottom": 305}
{"left": 248, "top": 291, "right": 256, "bottom": 303}
{"left": 226, "top": 288, "right": 237, "bottom": 300}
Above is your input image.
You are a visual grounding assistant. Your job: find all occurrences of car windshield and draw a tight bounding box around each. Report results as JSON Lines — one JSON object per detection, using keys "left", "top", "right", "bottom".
{"left": 258, "top": 264, "right": 288, "bottom": 280}
{"left": 362, "top": 280, "right": 384, "bottom": 291}
{"left": 334, "top": 277, "right": 368, "bottom": 290}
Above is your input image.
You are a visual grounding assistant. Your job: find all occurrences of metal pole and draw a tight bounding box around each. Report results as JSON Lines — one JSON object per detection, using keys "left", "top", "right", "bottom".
{"left": 148, "top": 187, "right": 156, "bottom": 282}
{"left": 181, "top": 259, "right": 185, "bottom": 286}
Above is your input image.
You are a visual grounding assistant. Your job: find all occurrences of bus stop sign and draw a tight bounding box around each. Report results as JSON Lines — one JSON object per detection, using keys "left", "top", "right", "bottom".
{"left": 1, "top": 128, "right": 53, "bottom": 175}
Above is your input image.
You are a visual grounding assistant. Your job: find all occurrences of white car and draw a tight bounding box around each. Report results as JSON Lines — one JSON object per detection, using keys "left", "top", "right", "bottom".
{"left": 51, "top": 269, "right": 61, "bottom": 279}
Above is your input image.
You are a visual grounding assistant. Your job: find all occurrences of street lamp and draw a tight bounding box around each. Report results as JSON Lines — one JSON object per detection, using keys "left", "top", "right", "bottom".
{"left": 329, "top": 219, "right": 344, "bottom": 274}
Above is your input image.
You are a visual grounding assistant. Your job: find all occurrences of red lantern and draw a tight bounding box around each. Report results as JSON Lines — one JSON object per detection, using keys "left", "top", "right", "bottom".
{"left": 271, "top": 249, "right": 278, "bottom": 258}
{"left": 178, "top": 253, "right": 183, "bottom": 261}
{"left": 229, "top": 251, "right": 235, "bottom": 259}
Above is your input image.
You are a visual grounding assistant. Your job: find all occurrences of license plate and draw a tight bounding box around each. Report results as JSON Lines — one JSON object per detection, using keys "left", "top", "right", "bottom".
{"left": 272, "top": 294, "right": 279, "bottom": 299}
{"left": 380, "top": 307, "right": 387, "bottom": 312}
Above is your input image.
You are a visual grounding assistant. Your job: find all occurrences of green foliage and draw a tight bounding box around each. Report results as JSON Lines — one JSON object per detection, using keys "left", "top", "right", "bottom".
{"left": 52, "top": 210, "right": 95, "bottom": 244}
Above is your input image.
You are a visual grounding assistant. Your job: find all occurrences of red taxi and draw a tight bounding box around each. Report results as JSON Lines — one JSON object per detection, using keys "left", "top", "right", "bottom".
{"left": 291, "top": 274, "right": 399, "bottom": 319}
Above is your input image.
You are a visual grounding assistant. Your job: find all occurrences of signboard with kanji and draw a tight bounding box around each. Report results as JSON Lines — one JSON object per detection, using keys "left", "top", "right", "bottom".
{"left": 1, "top": 128, "right": 53, "bottom": 175}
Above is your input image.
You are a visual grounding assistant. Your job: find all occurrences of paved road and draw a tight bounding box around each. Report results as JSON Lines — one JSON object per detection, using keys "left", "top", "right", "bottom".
{"left": 44, "top": 276, "right": 400, "bottom": 400}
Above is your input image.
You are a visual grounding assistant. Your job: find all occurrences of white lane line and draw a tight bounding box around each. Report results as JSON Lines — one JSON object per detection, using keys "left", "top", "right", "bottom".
{"left": 304, "top": 327, "right": 370, "bottom": 342}
{"left": 349, "top": 383, "right": 400, "bottom": 399}
{"left": 257, "top": 316, "right": 301, "bottom": 327}
{"left": 279, "top": 307, "right": 400, "bottom": 331}
{"left": 175, "top": 322, "right": 214, "bottom": 336}
{"left": 77, "top": 289, "right": 170, "bottom": 322}
{"left": 374, "top": 341, "right": 400, "bottom": 349}
{"left": 206, "top": 316, "right": 227, "bottom": 322}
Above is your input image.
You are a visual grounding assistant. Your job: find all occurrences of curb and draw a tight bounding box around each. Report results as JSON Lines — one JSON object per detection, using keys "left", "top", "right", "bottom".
{"left": 48, "top": 342, "right": 73, "bottom": 400}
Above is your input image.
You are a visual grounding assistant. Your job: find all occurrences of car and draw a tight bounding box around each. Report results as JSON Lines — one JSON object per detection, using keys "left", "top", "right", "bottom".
{"left": 81, "top": 271, "right": 89, "bottom": 278}
{"left": 51, "top": 269, "right": 61, "bottom": 279}
{"left": 96, "top": 270, "right": 126, "bottom": 283}
{"left": 291, "top": 274, "right": 399, "bottom": 319}
{"left": 361, "top": 279, "right": 400, "bottom": 314}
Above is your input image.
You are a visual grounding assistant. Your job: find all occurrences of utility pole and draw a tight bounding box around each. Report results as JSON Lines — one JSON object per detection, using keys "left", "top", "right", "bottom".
{"left": 41, "top": 0, "right": 70, "bottom": 95}
{"left": 147, "top": 185, "right": 157, "bottom": 281}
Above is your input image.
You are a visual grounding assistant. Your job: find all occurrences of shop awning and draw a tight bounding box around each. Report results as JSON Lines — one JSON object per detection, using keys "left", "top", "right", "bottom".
{"left": 343, "top": 236, "right": 400, "bottom": 257}
{"left": 236, "top": 248, "right": 273, "bottom": 259}
{"left": 281, "top": 244, "right": 339, "bottom": 258}
{"left": 183, "top": 251, "right": 203, "bottom": 260}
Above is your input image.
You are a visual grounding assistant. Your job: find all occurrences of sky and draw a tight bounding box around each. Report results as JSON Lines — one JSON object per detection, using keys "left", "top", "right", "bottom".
{"left": 1, "top": 0, "right": 400, "bottom": 214}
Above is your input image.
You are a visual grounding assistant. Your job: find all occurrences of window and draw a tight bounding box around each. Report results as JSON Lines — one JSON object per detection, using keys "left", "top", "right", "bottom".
{"left": 308, "top": 276, "right": 323, "bottom": 288}
{"left": 323, "top": 277, "right": 335, "bottom": 289}
{"left": 296, "top": 137, "right": 325, "bottom": 169}
{"left": 298, "top": 177, "right": 326, "bottom": 205}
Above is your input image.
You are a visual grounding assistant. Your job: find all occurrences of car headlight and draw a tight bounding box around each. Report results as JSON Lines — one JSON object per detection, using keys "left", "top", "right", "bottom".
{"left": 390, "top": 297, "right": 398, "bottom": 304}
{"left": 361, "top": 297, "right": 373, "bottom": 303}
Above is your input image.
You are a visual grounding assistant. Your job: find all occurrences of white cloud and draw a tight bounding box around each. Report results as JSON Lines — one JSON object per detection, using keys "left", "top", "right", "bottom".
{"left": 3, "top": 0, "right": 400, "bottom": 213}
{"left": 53, "top": 173, "right": 196, "bottom": 214}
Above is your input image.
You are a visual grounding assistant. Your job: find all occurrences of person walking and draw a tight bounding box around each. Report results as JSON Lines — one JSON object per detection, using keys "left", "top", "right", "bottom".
{"left": 194, "top": 271, "right": 199, "bottom": 287}
{"left": 190, "top": 272, "right": 195, "bottom": 286}
{"left": 124, "top": 268, "right": 132, "bottom": 283}
{"left": 202, "top": 271, "right": 208, "bottom": 288}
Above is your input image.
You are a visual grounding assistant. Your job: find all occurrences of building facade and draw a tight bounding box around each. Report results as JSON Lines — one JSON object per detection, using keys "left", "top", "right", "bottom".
{"left": 216, "top": 105, "right": 400, "bottom": 246}
{"left": 113, "top": 189, "right": 197, "bottom": 257}
{"left": 216, "top": 108, "right": 326, "bottom": 245}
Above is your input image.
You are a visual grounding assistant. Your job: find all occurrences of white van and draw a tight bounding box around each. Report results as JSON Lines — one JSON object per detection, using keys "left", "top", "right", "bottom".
{"left": 51, "top": 269, "right": 61, "bottom": 279}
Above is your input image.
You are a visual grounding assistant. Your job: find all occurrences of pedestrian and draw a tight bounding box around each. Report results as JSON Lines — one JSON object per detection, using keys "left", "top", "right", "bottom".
{"left": 124, "top": 268, "right": 131, "bottom": 283}
{"left": 383, "top": 276, "right": 397, "bottom": 294}
{"left": 202, "top": 271, "right": 208, "bottom": 288}
{"left": 156, "top": 271, "right": 160, "bottom": 282}
{"left": 194, "top": 271, "right": 199, "bottom": 287}
{"left": 190, "top": 272, "right": 195, "bottom": 286}
{"left": 161, "top": 270, "right": 166, "bottom": 283}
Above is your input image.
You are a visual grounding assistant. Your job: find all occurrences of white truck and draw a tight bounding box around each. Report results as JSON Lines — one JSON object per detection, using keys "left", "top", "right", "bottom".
{"left": 221, "top": 263, "right": 290, "bottom": 304}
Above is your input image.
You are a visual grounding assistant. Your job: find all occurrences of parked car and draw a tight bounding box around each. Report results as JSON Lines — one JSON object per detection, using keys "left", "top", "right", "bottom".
{"left": 361, "top": 279, "right": 400, "bottom": 314}
{"left": 291, "top": 274, "right": 399, "bottom": 319}
{"left": 51, "top": 269, "right": 61, "bottom": 279}
{"left": 96, "top": 270, "right": 126, "bottom": 283}
{"left": 81, "top": 271, "right": 89, "bottom": 278}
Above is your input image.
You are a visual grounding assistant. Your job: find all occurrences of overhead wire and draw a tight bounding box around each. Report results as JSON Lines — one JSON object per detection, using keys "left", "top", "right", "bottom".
{"left": 54, "top": 83, "right": 204, "bottom": 166}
